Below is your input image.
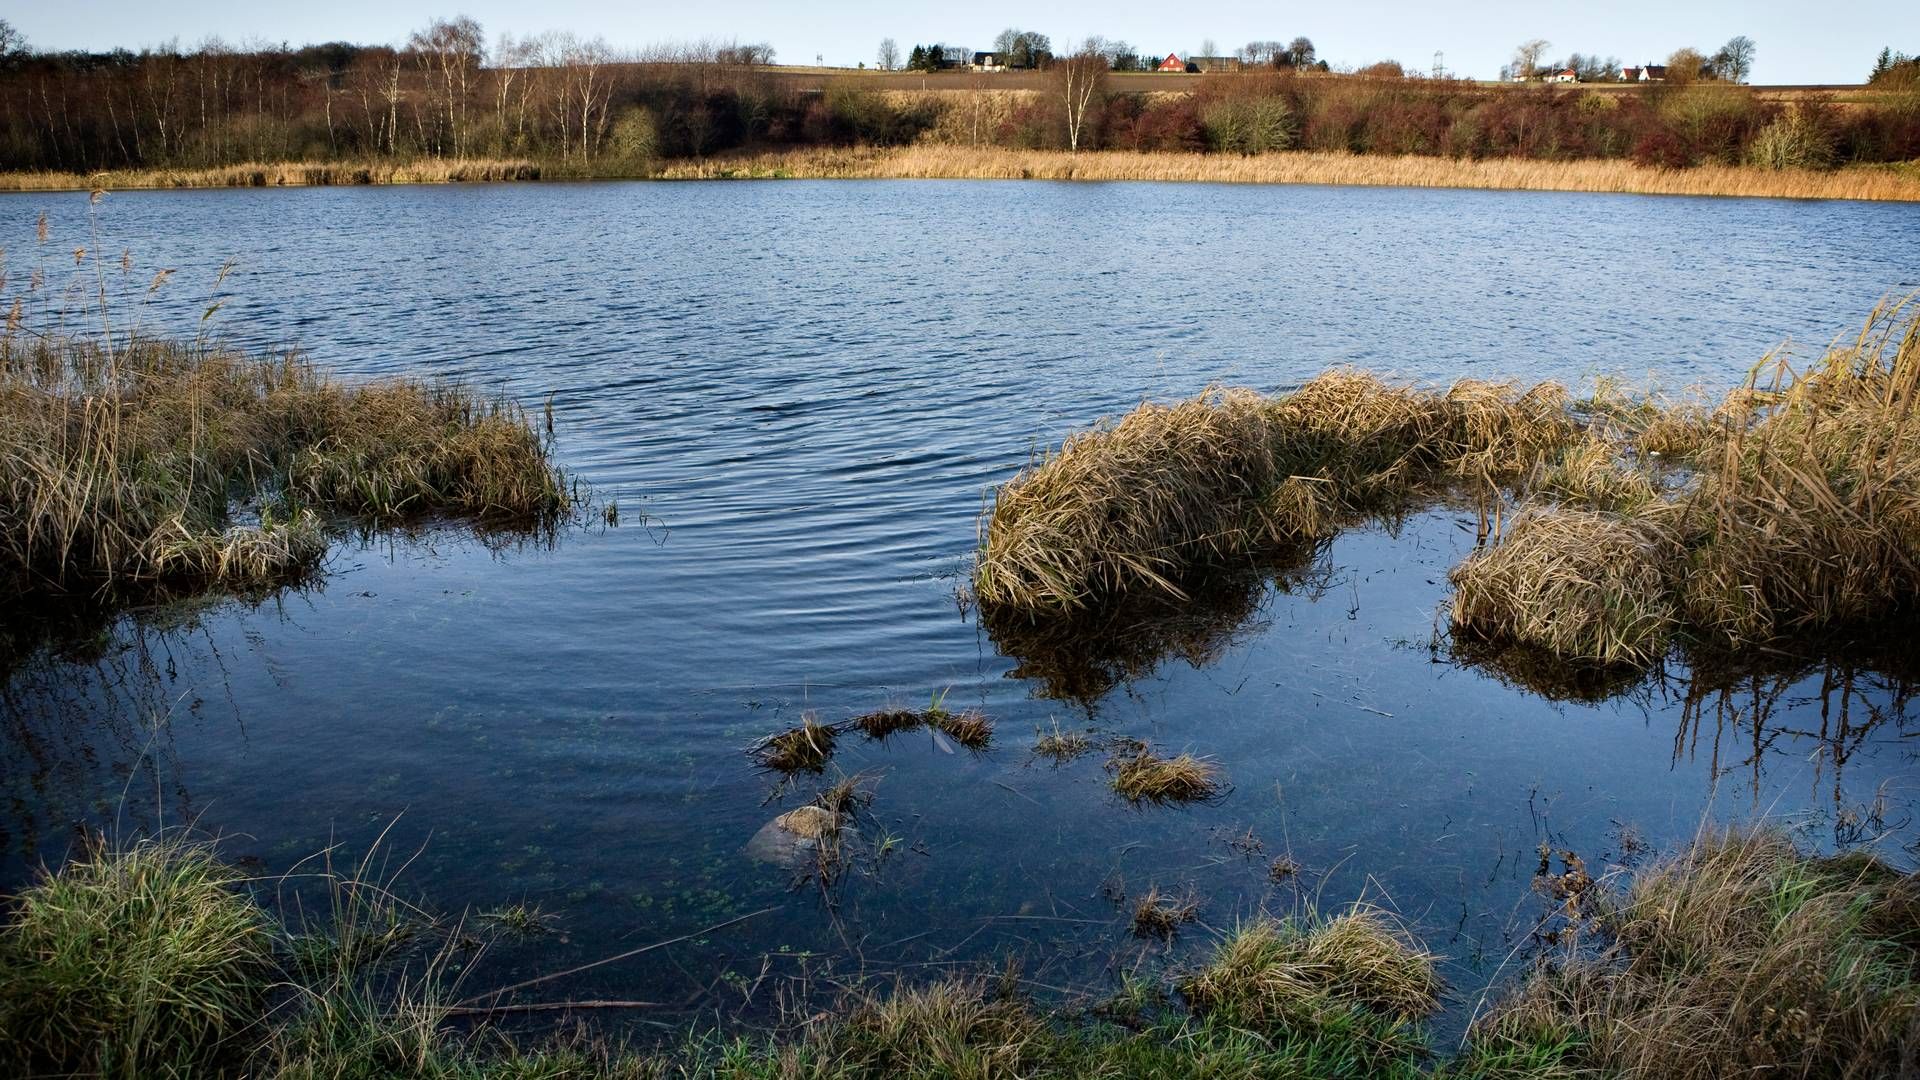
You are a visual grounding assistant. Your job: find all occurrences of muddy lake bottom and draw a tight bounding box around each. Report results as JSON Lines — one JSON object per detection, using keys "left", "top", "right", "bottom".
{"left": 3, "top": 178, "right": 1919, "bottom": 1040}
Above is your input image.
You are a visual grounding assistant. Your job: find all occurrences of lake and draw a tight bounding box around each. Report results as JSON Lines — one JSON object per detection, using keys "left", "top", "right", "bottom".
{"left": 4, "top": 179, "right": 1919, "bottom": 1034}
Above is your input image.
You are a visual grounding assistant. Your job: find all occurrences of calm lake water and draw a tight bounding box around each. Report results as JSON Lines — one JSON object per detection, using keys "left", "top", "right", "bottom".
{"left": 5, "top": 180, "right": 1920, "bottom": 1033}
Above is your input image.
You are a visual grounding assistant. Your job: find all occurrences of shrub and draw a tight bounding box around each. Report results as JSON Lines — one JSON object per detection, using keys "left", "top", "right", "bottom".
{"left": 1748, "top": 107, "right": 1837, "bottom": 170}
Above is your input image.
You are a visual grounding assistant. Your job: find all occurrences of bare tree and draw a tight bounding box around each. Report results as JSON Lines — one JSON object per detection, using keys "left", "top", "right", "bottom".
{"left": 1512, "top": 39, "right": 1551, "bottom": 80}
{"left": 409, "top": 16, "right": 484, "bottom": 157}
{"left": 1056, "top": 48, "right": 1108, "bottom": 152}
{"left": 1286, "top": 37, "right": 1316, "bottom": 68}
{"left": 0, "top": 19, "right": 26, "bottom": 57}
{"left": 1715, "top": 35, "right": 1756, "bottom": 83}
{"left": 877, "top": 38, "right": 900, "bottom": 71}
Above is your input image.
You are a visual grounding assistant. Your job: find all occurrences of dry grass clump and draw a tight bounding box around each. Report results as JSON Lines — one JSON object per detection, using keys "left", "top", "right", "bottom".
{"left": 929, "top": 707, "right": 994, "bottom": 750}
{"left": 1181, "top": 909, "right": 1443, "bottom": 1035}
{"left": 0, "top": 835, "right": 273, "bottom": 1076}
{"left": 1449, "top": 508, "right": 1682, "bottom": 667}
{"left": 1131, "top": 888, "right": 1200, "bottom": 941}
{"left": 1032, "top": 722, "right": 1093, "bottom": 764}
{"left": 1463, "top": 829, "right": 1920, "bottom": 1079}
{"left": 975, "top": 374, "right": 1574, "bottom": 615}
{"left": 852, "top": 709, "right": 925, "bottom": 740}
{"left": 0, "top": 334, "right": 571, "bottom": 602}
{"left": 1525, "top": 437, "right": 1661, "bottom": 512}
{"left": 1454, "top": 298, "right": 1920, "bottom": 667}
{"left": 975, "top": 388, "right": 1288, "bottom": 613}
{"left": 1110, "top": 747, "right": 1222, "bottom": 804}
{"left": 754, "top": 715, "right": 839, "bottom": 773}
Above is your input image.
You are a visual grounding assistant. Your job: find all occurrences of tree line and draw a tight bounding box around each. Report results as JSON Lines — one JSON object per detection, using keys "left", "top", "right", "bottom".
{"left": 0, "top": 17, "right": 1914, "bottom": 175}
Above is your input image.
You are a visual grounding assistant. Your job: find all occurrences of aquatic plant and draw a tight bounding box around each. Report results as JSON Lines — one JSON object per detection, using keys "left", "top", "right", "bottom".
{"left": 1454, "top": 297, "right": 1920, "bottom": 663}
{"left": 1449, "top": 507, "right": 1682, "bottom": 667}
{"left": 1032, "top": 722, "right": 1093, "bottom": 763}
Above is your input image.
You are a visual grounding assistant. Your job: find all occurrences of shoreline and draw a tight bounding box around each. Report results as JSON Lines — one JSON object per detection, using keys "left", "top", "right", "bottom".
{"left": 5, "top": 148, "right": 1918, "bottom": 202}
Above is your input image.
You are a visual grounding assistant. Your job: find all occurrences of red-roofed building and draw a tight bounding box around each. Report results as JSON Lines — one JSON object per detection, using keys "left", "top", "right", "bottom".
{"left": 1157, "top": 53, "right": 1185, "bottom": 72}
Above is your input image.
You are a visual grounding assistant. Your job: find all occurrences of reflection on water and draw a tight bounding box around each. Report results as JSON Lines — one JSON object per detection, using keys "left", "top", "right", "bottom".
{"left": 981, "top": 540, "right": 1333, "bottom": 707}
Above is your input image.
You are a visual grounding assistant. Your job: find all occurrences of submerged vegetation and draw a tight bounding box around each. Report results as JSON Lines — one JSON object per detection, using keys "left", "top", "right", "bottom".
{"left": 10, "top": 828, "right": 1899, "bottom": 1076}
{"left": 978, "top": 298, "right": 1920, "bottom": 679}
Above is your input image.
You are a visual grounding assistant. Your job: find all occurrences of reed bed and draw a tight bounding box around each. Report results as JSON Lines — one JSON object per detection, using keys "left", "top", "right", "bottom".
{"left": 658, "top": 146, "right": 1920, "bottom": 202}
{"left": 0, "top": 335, "right": 571, "bottom": 601}
{"left": 1453, "top": 297, "right": 1920, "bottom": 663}
{"left": 0, "top": 159, "right": 543, "bottom": 192}
{"left": 975, "top": 374, "right": 1572, "bottom": 615}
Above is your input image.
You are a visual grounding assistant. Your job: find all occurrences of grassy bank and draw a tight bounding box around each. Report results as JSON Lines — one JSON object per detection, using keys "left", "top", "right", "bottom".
{"left": 975, "top": 299, "right": 1920, "bottom": 670}
{"left": 8, "top": 148, "right": 1919, "bottom": 201}
{"left": 655, "top": 146, "right": 1920, "bottom": 201}
{"left": 0, "top": 828, "right": 1907, "bottom": 1077}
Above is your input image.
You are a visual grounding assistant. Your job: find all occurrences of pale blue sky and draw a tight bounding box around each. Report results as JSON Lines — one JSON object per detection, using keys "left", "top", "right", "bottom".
{"left": 12, "top": 1, "right": 1903, "bottom": 84}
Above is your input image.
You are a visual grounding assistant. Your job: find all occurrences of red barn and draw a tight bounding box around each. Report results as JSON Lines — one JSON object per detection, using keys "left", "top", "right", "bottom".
{"left": 1157, "top": 53, "right": 1185, "bottom": 72}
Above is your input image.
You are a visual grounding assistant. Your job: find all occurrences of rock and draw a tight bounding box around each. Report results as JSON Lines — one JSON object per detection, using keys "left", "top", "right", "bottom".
{"left": 744, "top": 805, "right": 856, "bottom": 867}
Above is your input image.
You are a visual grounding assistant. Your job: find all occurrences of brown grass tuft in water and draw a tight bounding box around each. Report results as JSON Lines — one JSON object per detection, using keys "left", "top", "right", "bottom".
{"left": 1453, "top": 297, "right": 1920, "bottom": 663}
{"left": 1449, "top": 507, "right": 1683, "bottom": 667}
{"left": 0, "top": 336, "right": 571, "bottom": 601}
{"left": 1131, "top": 887, "right": 1200, "bottom": 942}
{"left": 974, "top": 374, "right": 1573, "bottom": 615}
{"left": 1110, "top": 747, "right": 1222, "bottom": 804}
{"left": 754, "top": 715, "right": 839, "bottom": 773}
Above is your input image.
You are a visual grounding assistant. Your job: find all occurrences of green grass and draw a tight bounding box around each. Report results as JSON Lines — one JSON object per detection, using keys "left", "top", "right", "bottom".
{"left": 0, "top": 835, "right": 273, "bottom": 1077}
{"left": 3, "top": 829, "right": 1910, "bottom": 1078}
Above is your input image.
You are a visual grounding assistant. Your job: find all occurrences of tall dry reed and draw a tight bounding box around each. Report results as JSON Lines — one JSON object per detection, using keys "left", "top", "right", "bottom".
{"left": 657, "top": 145, "right": 1920, "bottom": 202}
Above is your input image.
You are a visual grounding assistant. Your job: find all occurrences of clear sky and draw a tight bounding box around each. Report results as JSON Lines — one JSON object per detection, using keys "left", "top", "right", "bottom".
{"left": 11, "top": 1, "right": 1902, "bottom": 84}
